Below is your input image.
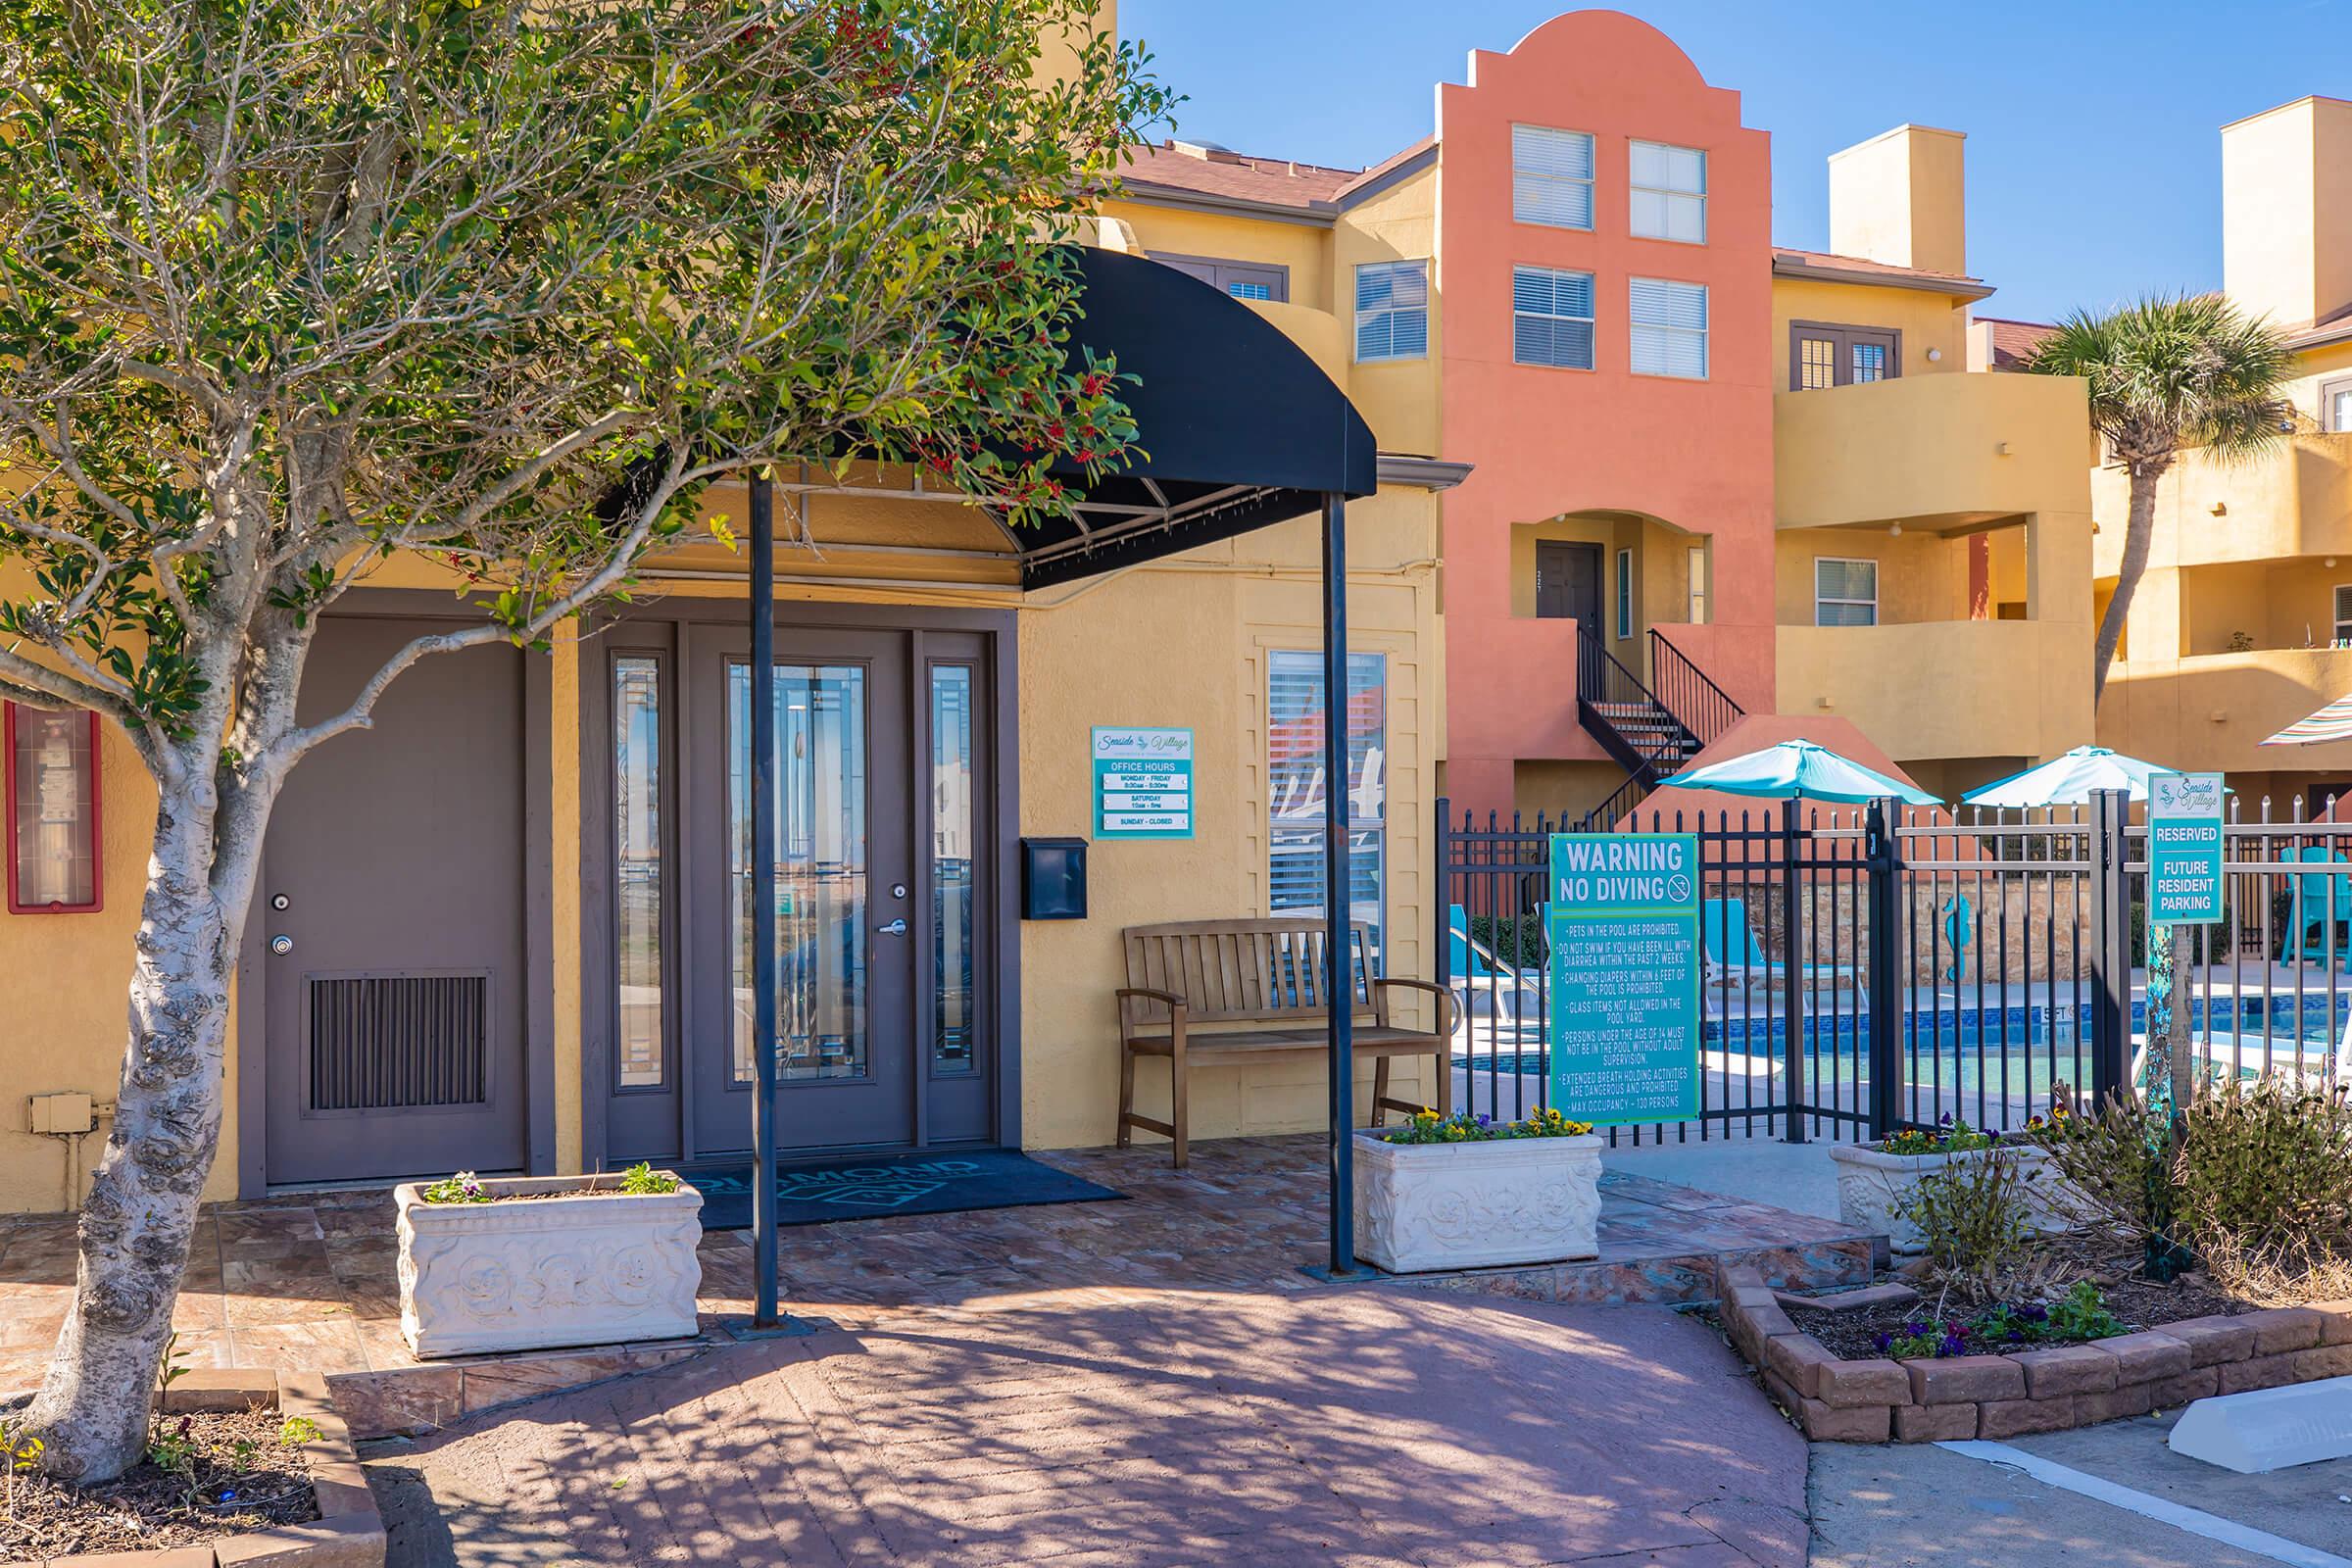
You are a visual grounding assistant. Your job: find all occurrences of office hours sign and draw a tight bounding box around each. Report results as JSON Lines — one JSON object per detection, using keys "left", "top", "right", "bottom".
{"left": 1093, "top": 727, "right": 1195, "bottom": 839}
{"left": 1544, "top": 833, "right": 1703, "bottom": 1125}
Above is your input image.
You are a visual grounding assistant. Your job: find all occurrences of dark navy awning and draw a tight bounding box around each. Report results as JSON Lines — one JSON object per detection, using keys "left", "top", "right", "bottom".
{"left": 1013, "top": 245, "right": 1378, "bottom": 589}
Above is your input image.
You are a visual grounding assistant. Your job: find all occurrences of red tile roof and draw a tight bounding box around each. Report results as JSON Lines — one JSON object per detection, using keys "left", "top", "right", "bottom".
{"left": 1118, "top": 141, "right": 1364, "bottom": 211}
{"left": 1771, "top": 247, "right": 1990, "bottom": 298}
{"left": 1974, "top": 315, "right": 2060, "bottom": 369}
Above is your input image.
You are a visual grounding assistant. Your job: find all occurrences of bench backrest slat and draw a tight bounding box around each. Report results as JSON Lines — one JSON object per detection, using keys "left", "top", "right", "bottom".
{"left": 1121, "top": 918, "right": 1377, "bottom": 1025}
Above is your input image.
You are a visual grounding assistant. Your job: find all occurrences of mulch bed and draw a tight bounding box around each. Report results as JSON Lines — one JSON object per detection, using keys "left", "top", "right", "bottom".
{"left": 1801, "top": 1273, "right": 2249, "bottom": 1362}
{"left": 0, "top": 1401, "right": 318, "bottom": 1562}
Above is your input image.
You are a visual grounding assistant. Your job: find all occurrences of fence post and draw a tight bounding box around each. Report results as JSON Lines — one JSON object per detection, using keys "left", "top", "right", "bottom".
{"left": 1864, "top": 797, "right": 1899, "bottom": 1138}
{"left": 2087, "top": 787, "right": 2131, "bottom": 1105}
{"left": 1781, "top": 798, "right": 1807, "bottom": 1144}
{"left": 1435, "top": 795, "right": 1452, "bottom": 1004}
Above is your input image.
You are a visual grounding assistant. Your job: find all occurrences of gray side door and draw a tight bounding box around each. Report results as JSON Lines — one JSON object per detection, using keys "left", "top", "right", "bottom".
{"left": 1536, "top": 542, "right": 1603, "bottom": 641}
{"left": 262, "top": 615, "right": 529, "bottom": 1184}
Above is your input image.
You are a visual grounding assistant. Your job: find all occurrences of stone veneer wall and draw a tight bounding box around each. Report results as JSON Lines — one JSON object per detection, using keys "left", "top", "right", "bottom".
{"left": 1716, "top": 1261, "right": 2352, "bottom": 1443}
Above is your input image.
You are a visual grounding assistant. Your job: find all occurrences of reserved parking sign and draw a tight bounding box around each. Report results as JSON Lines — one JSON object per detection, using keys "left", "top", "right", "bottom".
{"left": 2148, "top": 771, "right": 2226, "bottom": 926}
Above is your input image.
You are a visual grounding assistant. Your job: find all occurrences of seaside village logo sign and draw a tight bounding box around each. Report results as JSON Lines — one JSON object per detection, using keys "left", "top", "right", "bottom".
{"left": 2148, "top": 771, "right": 2226, "bottom": 927}
{"left": 1544, "top": 834, "right": 1703, "bottom": 1125}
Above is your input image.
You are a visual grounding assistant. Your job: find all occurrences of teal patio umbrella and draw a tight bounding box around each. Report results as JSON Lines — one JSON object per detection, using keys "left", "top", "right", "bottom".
{"left": 1962, "top": 746, "right": 2195, "bottom": 808}
{"left": 1672, "top": 740, "right": 1940, "bottom": 805}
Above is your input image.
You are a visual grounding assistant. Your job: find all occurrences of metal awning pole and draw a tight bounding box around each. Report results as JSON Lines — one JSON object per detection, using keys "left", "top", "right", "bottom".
{"left": 750, "top": 469, "right": 781, "bottom": 1327}
{"left": 1322, "top": 490, "right": 1356, "bottom": 1276}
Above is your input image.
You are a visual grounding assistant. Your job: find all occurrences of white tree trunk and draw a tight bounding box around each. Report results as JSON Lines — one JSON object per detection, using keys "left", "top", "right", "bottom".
{"left": 21, "top": 772, "right": 255, "bottom": 1482}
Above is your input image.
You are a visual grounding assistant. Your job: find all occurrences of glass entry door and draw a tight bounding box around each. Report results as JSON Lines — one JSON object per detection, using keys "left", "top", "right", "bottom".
{"left": 684, "top": 625, "right": 913, "bottom": 1154}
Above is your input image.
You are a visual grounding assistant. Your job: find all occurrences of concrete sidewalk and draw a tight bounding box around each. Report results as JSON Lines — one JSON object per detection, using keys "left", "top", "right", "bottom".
{"left": 364, "top": 1287, "right": 1809, "bottom": 1567}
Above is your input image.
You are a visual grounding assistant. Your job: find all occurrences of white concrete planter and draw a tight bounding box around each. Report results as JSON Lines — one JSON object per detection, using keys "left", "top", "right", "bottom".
{"left": 1353, "top": 1131, "right": 1603, "bottom": 1273}
{"left": 1827, "top": 1142, "right": 2079, "bottom": 1254}
{"left": 396, "top": 1174, "right": 704, "bottom": 1358}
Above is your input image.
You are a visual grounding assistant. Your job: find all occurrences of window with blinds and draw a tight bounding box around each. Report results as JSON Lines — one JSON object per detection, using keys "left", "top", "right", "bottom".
{"left": 1790, "top": 323, "right": 1900, "bottom": 390}
{"left": 1511, "top": 266, "right": 1594, "bottom": 368}
{"left": 1629, "top": 140, "right": 1705, "bottom": 243}
{"left": 1354, "top": 260, "right": 1429, "bottom": 363}
{"left": 1631, "top": 278, "right": 1707, "bottom": 378}
{"left": 1512, "top": 124, "right": 1594, "bottom": 230}
{"left": 1815, "top": 558, "right": 1879, "bottom": 627}
{"left": 1267, "top": 650, "right": 1387, "bottom": 958}
{"left": 1152, "top": 253, "right": 1289, "bottom": 303}
{"left": 2335, "top": 583, "right": 2352, "bottom": 646}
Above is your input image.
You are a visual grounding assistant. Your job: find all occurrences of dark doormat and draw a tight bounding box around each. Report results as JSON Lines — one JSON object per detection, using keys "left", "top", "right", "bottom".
{"left": 683, "top": 1149, "right": 1126, "bottom": 1230}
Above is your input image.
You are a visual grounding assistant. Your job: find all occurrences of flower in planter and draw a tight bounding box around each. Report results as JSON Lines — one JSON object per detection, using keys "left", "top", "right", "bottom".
{"left": 1383, "top": 1106, "right": 1595, "bottom": 1145}
{"left": 1878, "top": 1114, "right": 1995, "bottom": 1156}
{"left": 421, "top": 1170, "right": 492, "bottom": 1204}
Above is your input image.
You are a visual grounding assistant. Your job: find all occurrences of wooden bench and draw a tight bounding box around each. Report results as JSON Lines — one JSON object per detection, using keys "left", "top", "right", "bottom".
{"left": 1116, "top": 917, "right": 1459, "bottom": 1167}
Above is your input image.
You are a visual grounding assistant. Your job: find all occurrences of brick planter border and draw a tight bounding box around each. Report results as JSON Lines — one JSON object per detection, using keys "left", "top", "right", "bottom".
{"left": 31, "top": 1368, "right": 385, "bottom": 1568}
{"left": 1715, "top": 1261, "right": 2352, "bottom": 1444}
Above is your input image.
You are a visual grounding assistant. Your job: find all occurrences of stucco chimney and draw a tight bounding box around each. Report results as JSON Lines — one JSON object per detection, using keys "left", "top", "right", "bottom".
{"left": 1828, "top": 124, "right": 1967, "bottom": 276}
{"left": 2223, "top": 95, "right": 2352, "bottom": 326}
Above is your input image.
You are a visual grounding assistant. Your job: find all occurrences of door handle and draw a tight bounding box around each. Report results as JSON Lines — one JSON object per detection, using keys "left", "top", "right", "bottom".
{"left": 876, "top": 918, "right": 907, "bottom": 936}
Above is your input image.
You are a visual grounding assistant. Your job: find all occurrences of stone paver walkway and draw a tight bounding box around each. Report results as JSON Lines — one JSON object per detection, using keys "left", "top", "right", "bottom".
{"left": 0, "top": 1136, "right": 1871, "bottom": 1435}
{"left": 363, "top": 1287, "right": 1809, "bottom": 1568}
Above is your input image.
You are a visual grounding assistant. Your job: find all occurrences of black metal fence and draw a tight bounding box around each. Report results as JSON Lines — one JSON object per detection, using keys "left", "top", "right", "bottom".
{"left": 1438, "top": 792, "right": 2352, "bottom": 1145}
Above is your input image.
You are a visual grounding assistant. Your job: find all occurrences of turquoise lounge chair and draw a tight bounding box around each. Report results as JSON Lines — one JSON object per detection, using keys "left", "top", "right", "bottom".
{"left": 1703, "top": 896, "right": 1858, "bottom": 992}
{"left": 2285, "top": 847, "right": 2352, "bottom": 968}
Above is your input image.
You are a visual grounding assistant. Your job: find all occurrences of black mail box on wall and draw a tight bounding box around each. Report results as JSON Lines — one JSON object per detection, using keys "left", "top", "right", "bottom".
{"left": 1020, "top": 837, "right": 1088, "bottom": 920}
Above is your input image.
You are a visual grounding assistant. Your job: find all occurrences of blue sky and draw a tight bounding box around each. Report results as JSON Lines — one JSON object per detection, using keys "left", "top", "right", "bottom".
{"left": 1119, "top": 0, "right": 2352, "bottom": 324}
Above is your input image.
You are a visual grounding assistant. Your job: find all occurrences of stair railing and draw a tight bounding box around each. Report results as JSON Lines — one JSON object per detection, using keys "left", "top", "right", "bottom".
{"left": 1645, "top": 628, "right": 1744, "bottom": 752}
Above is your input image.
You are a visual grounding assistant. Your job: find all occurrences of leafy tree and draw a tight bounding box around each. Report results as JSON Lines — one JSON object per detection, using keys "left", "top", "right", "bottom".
{"left": 0, "top": 0, "right": 1167, "bottom": 1480}
{"left": 2025, "top": 295, "right": 2294, "bottom": 702}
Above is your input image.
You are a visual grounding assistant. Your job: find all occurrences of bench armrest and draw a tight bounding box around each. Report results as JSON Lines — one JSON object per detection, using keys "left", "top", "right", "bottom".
{"left": 1371, "top": 977, "right": 1461, "bottom": 1037}
{"left": 1116, "top": 986, "right": 1189, "bottom": 1033}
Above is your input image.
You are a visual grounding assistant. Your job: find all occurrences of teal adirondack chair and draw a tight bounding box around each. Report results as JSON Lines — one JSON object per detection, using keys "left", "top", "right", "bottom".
{"left": 1703, "top": 896, "right": 1857, "bottom": 992}
{"left": 2285, "top": 847, "right": 2352, "bottom": 968}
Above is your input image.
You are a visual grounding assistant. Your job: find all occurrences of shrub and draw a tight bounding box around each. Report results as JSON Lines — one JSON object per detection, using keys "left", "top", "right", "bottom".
{"left": 1467, "top": 912, "right": 1547, "bottom": 969}
{"left": 1896, "top": 1146, "right": 2034, "bottom": 1297}
{"left": 2175, "top": 1077, "right": 2352, "bottom": 1262}
{"left": 2032, "top": 1091, "right": 2177, "bottom": 1256}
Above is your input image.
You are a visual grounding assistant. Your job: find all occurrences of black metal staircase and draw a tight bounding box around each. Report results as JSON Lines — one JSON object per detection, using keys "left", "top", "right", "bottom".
{"left": 1572, "top": 627, "right": 1743, "bottom": 828}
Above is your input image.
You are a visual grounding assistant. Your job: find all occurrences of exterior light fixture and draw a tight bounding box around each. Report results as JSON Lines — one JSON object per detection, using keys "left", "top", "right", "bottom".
{"left": 1926, "top": 348, "right": 1942, "bottom": 363}
{"left": 1888, "top": 522, "right": 1904, "bottom": 537}
{"left": 6, "top": 704, "right": 101, "bottom": 913}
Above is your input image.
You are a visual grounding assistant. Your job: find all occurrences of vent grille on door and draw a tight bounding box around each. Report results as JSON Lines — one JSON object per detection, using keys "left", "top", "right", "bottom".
{"left": 308, "top": 974, "right": 489, "bottom": 1111}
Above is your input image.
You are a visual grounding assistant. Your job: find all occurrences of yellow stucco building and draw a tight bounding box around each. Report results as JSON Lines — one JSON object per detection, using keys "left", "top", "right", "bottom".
{"left": 2088, "top": 96, "right": 2352, "bottom": 815}
{"left": 0, "top": 7, "right": 2097, "bottom": 1212}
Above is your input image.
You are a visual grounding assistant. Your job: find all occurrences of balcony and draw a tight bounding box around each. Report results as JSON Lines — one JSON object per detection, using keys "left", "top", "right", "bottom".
{"left": 1776, "top": 618, "right": 2093, "bottom": 764}
{"left": 2091, "top": 434, "right": 2352, "bottom": 574}
{"left": 1775, "top": 371, "right": 2090, "bottom": 530}
{"left": 2102, "top": 645, "right": 2352, "bottom": 775}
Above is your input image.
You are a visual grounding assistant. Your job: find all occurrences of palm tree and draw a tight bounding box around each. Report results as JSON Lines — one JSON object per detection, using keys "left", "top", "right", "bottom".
{"left": 2027, "top": 294, "right": 2295, "bottom": 703}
